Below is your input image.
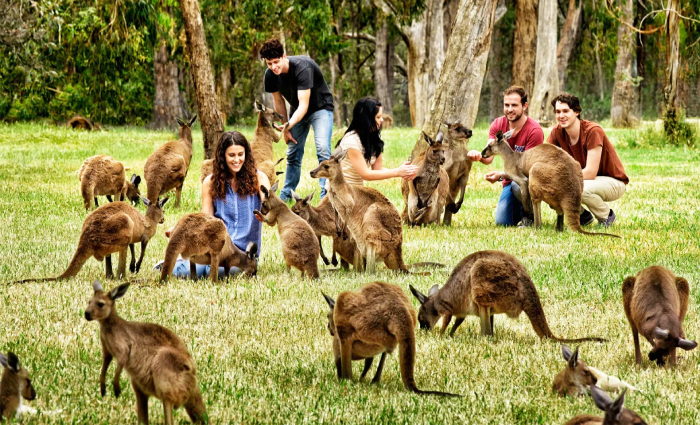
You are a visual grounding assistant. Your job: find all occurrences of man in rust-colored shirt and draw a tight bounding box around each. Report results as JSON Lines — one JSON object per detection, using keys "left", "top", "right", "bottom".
{"left": 547, "top": 93, "right": 628, "bottom": 226}
{"left": 468, "top": 86, "right": 544, "bottom": 226}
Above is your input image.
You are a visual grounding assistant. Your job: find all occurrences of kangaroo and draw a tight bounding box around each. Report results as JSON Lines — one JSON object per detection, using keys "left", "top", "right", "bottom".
{"left": 144, "top": 115, "right": 197, "bottom": 208}
{"left": 84, "top": 281, "right": 206, "bottom": 424}
{"left": 253, "top": 181, "right": 320, "bottom": 279}
{"left": 401, "top": 132, "right": 449, "bottom": 225}
{"left": 481, "top": 131, "right": 619, "bottom": 237}
{"left": 310, "top": 149, "right": 408, "bottom": 273}
{"left": 622, "top": 266, "right": 697, "bottom": 366}
{"left": 440, "top": 121, "right": 474, "bottom": 226}
{"left": 324, "top": 282, "right": 460, "bottom": 397}
{"left": 565, "top": 386, "right": 647, "bottom": 425}
{"left": 0, "top": 352, "right": 36, "bottom": 421}
{"left": 11, "top": 198, "right": 168, "bottom": 283}
{"left": 381, "top": 114, "right": 393, "bottom": 129}
{"left": 291, "top": 190, "right": 356, "bottom": 269}
{"left": 553, "top": 345, "right": 598, "bottom": 397}
{"left": 160, "top": 213, "right": 258, "bottom": 283}
{"left": 78, "top": 155, "right": 141, "bottom": 211}
{"left": 409, "top": 250, "right": 606, "bottom": 342}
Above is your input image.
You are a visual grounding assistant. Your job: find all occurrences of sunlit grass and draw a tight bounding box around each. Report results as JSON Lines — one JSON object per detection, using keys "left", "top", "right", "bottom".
{"left": 1, "top": 122, "right": 699, "bottom": 423}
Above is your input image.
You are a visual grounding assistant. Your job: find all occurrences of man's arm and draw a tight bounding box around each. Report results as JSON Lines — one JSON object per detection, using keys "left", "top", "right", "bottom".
{"left": 271, "top": 92, "right": 288, "bottom": 123}
{"left": 282, "top": 89, "right": 310, "bottom": 144}
{"left": 582, "top": 145, "right": 602, "bottom": 180}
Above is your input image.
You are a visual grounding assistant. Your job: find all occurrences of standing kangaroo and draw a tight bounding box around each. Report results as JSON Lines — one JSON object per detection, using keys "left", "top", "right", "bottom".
{"left": 159, "top": 213, "right": 258, "bottom": 283}
{"left": 409, "top": 250, "right": 606, "bottom": 342}
{"left": 324, "top": 282, "right": 460, "bottom": 397}
{"left": 622, "top": 266, "right": 697, "bottom": 366}
{"left": 11, "top": 198, "right": 168, "bottom": 283}
{"left": 481, "top": 131, "right": 619, "bottom": 237}
{"left": 564, "top": 386, "right": 647, "bottom": 425}
{"left": 440, "top": 121, "right": 474, "bottom": 226}
{"left": 84, "top": 281, "right": 206, "bottom": 424}
{"left": 78, "top": 154, "right": 141, "bottom": 211}
{"left": 144, "top": 116, "right": 196, "bottom": 207}
{"left": 401, "top": 132, "right": 449, "bottom": 225}
{"left": 0, "top": 352, "right": 36, "bottom": 421}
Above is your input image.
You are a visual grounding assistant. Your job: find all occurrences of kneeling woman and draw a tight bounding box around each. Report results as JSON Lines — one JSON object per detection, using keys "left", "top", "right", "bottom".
{"left": 159, "top": 131, "right": 270, "bottom": 278}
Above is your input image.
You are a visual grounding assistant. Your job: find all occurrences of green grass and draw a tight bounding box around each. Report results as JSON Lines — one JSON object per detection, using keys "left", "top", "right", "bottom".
{"left": 1, "top": 122, "right": 700, "bottom": 424}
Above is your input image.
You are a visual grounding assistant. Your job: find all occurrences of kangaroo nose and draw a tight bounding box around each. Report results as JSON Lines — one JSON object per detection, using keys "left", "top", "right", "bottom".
{"left": 84, "top": 311, "right": 91, "bottom": 320}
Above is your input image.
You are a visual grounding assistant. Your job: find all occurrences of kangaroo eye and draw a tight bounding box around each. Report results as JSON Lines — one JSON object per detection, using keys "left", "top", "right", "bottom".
{"left": 97, "top": 302, "right": 105, "bottom": 308}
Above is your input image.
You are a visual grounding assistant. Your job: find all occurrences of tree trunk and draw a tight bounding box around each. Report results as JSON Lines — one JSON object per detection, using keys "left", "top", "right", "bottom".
{"left": 374, "top": 20, "right": 393, "bottom": 116}
{"left": 443, "top": 0, "right": 460, "bottom": 46}
{"left": 663, "top": 0, "right": 680, "bottom": 117}
{"left": 216, "top": 65, "right": 232, "bottom": 126}
{"left": 487, "top": 4, "right": 508, "bottom": 123}
{"left": 556, "top": 0, "right": 582, "bottom": 90}
{"left": 411, "top": 0, "right": 499, "bottom": 158}
{"left": 511, "top": 0, "right": 538, "bottom": 97}
{"left": 150, "top": 42, "right": 183, "bottom": 130}
{"left": 593, "top": 34, "right": 605, "bottom": 101}
{"left": 178, "top": 0, "right": 223, "bottom": 159}
{"left": 530, "top": 0, "right": 559, "bottom": 126}
{"left": 610, "top": 0, "right": 638, "bottom": 127}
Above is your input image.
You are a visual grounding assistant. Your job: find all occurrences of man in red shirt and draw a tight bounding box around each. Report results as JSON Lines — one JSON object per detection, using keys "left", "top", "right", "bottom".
{"left": 468, "top": 86, "right": 544, "bottom": 226}
{"left": 547, "top": 93, "right": 628, "bottom": 227}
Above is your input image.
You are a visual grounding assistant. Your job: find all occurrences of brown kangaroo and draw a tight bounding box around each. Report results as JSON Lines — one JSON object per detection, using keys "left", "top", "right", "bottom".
{"left": 144, "top": 115, "right": 197, "bottom": 207}
{"left": 401, "top": 132, "right": 449, "bottom": 225}
{"left": 564, "top": 386, "right": 647, "bottom": 425}
{"left": 481, "top": 131, "right": 619, "bottom": 237}
{"left": 291, "top": 190, "right": 357, "bottom": 269}
{"left": 324, "top": 281, "right": 460, "bottom": 397}
{"left": 253, "top": 182, "right": 320, "bottom": 279}
{"left": 552, "top": 345, "right": 597, "bottom": 397}
{"left": 10, "top": 198, "right": 168, "bottom": 283}
{"left": 409, "top": 250, "right": 606, "bottom": 342}
{"left": 440, "top": 121, "right": 474, "bottom": 226}
{"left": 159, "top": 213, "right": 258, "bottom": 283}
{"left": 84, "top": 281, "right": 206, "bottom": 424}
{"left": 0, "top": 352, "right": 36, "bottom": 421}
{"left": 78, "top": 155, "right": 141, "bottom": 211}
{"left": 310, "top": 149, "right": 408, "bottom": 273}
{"left": 622, "top": 266, "right": 697, "bottom": 366}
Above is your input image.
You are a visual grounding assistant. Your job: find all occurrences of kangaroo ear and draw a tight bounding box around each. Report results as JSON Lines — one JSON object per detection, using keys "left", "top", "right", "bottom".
{"left": 176, "top": 118, "right": 185, "bottom": 127}
{"left": 246, "top": 242, "right": 258, "bottom": 258}
{"left": 158, "top": 197, "right": 170, "bottom": 208}
{"left": 270, "top": 181, "right": 279, "bottom": 194}
{"left": 322, "top": 292, "right": 335, "bottom": 309}
{"left": 496, "top": 130, "right": 504, "bottom": 140}
{"left": 590, "top": 385, "right": 613, "bottom": 411}
{"left": 561, "top": 344, "right": 573, "bottom": 361}
{"left": 409, "top": 285, "right": 428, "bottom": 305}
{"left": 304, "top": 190, "right": 316, "bottom": 204}
{"left": 93, "top": 279, "right": 104, "bottom": 293}
{"left": 428, "top": 284, "right": 439, "bottom": 297}
{"left": 255, "top": 100, "right": 265, "bottom": 111}
{"left": 435, "top": 131, "right": 444, "bottom": 144}
{"left": 141, "top": 196, "right": 151, "bottom": 206}
{"left": 110, "top": 283, "right": 130, "bottom": 300}
{"left": 422, "top": 131, "right": 433, "bottom": 145}
{"left": 609, "top": 388, "right": 627, "bottom": 421}
{"left": 654, "top": 327, "right": 670, "bottom": 340}
{"left": 331, "top": 148, "right": 348, "bottom": 161}
{"left": 291, "top": 190, "right": 302, "bottom": 202}
{"left": 188, "top": 115, "right": 197, "bottom": 127}
{"left": 6, "top": 352, "right": 20, "bottom": 372}
{"left": 439, "top": 119, "right": 450, "bottom": 126}
{"left": 678, "top": 338, "right": 698, "bottom": 351}
{"left": 0, "top": 353, "right": 7, "bottom": 369}
{"left": 131, "top": 174, "right": 141, "bottom": 187}
{"left": 567, "top": 346, "right": 580, "bottom": 369}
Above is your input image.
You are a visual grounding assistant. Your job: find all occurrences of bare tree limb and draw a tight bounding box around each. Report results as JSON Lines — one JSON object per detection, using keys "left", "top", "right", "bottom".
{"left": 342, "top": 32, "right": 407, "bottom": 76}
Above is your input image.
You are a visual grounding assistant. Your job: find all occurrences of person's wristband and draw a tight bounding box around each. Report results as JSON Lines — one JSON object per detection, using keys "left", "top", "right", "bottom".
{"left": 498, "top": 172, "right": 505, "bottom": 182}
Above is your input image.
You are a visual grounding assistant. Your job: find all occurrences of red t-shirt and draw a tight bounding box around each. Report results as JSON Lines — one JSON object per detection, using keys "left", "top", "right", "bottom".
{"left": 488, "top": 116, "right": 544, "bottom": 186}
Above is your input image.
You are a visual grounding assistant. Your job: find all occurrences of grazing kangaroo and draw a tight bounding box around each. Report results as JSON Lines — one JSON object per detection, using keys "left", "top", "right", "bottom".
{"left": 160, "top": 213, "right": 258, "bottom": 283}
{"left": 0, "top": 352, "right": 36, "bottom": 421}
{"left": 564, "top": 386, "right": 647, "bottom": 425}
{"left": 401, "top": 132, "right": 449, "bottom": 225}
{"left": 78, "top": 155, "right": 141, "bottom": 211}
{"left": 440, "top": 121, "right": 474, "bottom": 226}
{"left": 622, "top": 266, "right": 697, "bottom": 366}
{"left": 253, "top": 182, "right": 320, "bottom": 279}
{"left": 84, "top": 281, "right": 206, "bottom": 424}
{"left": 144, "top": 115, "right": 197, "bottom": 207}
{"left": 324, "top": 282, "right": 461, "bottom": 397}
{"left": 11, "top": 198, "right": 168, "bottom": 283}
{"left": 481, "top": 131, "right": 619, "bottom": 237}
{"left": 409, "top": 250, "right": 606, "bottom": 342}
{"left": 552, "top": 345, "right": 597, "bottom": 397}
{"left": 310, "top": 149, "right": 408, "bottom": 273}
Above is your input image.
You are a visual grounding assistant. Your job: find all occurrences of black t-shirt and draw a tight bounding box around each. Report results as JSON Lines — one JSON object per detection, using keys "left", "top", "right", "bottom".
{"left": 264, "top": 55, "right": 334, "bottom": 117}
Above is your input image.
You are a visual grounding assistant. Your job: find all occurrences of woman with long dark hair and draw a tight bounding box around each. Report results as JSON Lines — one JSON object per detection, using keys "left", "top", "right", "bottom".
{"left": 333, "top": 97, "right": 417, "bottom": 186}
{"left": 157, "top": 131, "right": 270, "bottom": 278}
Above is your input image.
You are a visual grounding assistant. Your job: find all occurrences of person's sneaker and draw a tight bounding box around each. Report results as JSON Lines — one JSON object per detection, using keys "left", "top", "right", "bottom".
{"left": 153, "top": 260, "right": 165, "bottom": 271}
{"left": 518, "top": 217, "right": 534, "bottom": 227}
{"left": 580, "top": 209, "right": 595, "bottom": 226}
{"left": 600, "top": 209, "right": 616, "bottom": 227}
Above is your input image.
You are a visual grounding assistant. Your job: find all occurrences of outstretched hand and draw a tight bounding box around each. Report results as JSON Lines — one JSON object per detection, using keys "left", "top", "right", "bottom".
{"left": 398, "top": 161, "right": 419, "bottom": 181}
{"left": 467, "top": 150, "right": 482, "bottom": 162}
{"left": 485, "top": 171, "right": 503, "bottom": 184}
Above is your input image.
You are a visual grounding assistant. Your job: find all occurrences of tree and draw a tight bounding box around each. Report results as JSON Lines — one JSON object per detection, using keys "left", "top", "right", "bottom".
{"left": 511, "top": 0, "right": 538, "bottom": 96}
{"left": 610, "top": 0, "right": 639, "bottom": 127}
{"left": 374, "top": 19, "right": 395, "bottom": 117}
{"left": 556, "top": 0, "right": 583, "bottom": 90}
{"left": 529, "top": 0, "right": 559, "bottom": 125}
{"left": 178, "top": 0, "right": 223, "bottom": 158}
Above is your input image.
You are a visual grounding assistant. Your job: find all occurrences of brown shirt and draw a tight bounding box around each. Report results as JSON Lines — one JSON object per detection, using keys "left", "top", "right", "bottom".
{"left": 547, "top": 119, "right": 629, "bottom": 184}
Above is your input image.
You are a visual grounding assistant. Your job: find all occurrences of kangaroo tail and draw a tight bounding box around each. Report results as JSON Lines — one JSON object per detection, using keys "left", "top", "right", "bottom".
{"left": 146, "top": 182, "right": 161, "bottom": 205}
{"left": 7, "top": 277, "right": 60, "bottom": 284}
{"left": 409, "top": 262, "right": 446, "bottom": 268}
{"left": 58, "top": 243, "right": 93, "bottom": 279}
{"left": 399, "top": 335, "right": 462, "bottom": 397}
{"left": 81, "top": 181, "right": 94, "bottom": 211}
{"left": 565, "top": 208, "right": 620, "bottom": 238}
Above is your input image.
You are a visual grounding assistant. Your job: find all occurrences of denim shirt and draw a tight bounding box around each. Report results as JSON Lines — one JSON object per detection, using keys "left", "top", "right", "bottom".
{"left": 212, "top": 181, "right": 262, "bottom": 257}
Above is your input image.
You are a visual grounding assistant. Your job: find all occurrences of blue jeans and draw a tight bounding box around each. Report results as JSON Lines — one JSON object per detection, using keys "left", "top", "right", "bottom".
{"left": 495, "top": 182, "right": 524, "bottom": 226}
{"left": 171, "top": 259, "right": 242, "bottom": 279}
{"left": 280, "top": 109, "right": 333, "bottom": 202}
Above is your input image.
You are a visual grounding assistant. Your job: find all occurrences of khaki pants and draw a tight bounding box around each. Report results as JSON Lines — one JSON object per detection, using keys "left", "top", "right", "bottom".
{"left": 582, "top": 176, "right": 626, "bottom": 221}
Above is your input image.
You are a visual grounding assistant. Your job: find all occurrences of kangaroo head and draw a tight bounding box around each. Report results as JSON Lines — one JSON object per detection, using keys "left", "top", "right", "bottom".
{"left": 255, "top": 100, "right": 285, "bottom": 132}
{"left": 142, "top": 196, "right": 169, "bottom": 224}
{"left": 290, "top": 190, "right": 315, "bottom": 221}
{"left": 84, "top": 280, "right": 129, "bottom": 322}
{"left": 649, "top": 326, "right": 697, "bottom": 365}
{"left": 237, "top": 241, "right": 259, "bottom": 277}
{"left": 558, "top": 344, "right": 597, "bottom": 396}
{"left": 590, "top": 385, "right": 646, "bottom": 425}
{"left": 481, "top": 131, "right": 508, "bottom": 159}
{"left": 0, "top": 352, "right": 36, "bottom": 401}
{"left": 176, "top": 115, "right": 197, "bottom": 143}
{"left": 322, "top": 292, "right": 336, "bottom": 336}
{"left": 310, "top": 149, "right": 347, "bottom": 180}
{"left": 409, "top": 284, "right": 441, "bottom": 330}
{"left": 440, "top": 120, "right": 473, "bottom": 141}
{"left": 126, "top": 174, "right": 142, "bottom": 205}
{"left": 422, "top": 131, "right": 446, "bottom": 165}
{"left": 256, "top": 181, "right": 282, "bottom": 225}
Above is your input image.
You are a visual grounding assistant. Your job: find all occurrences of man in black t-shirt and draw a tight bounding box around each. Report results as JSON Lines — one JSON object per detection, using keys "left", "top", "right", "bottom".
{"left": 261, "top": 39, "right": 334, "bottom": 201}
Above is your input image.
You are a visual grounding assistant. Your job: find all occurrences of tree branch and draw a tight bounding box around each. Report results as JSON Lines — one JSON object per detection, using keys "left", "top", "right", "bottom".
{"left": 343, "top": 32, "right": 406, "bottom": 76}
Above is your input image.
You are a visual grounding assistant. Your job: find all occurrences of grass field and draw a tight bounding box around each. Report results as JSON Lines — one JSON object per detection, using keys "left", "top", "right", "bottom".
{"left": 1, "top": 121, "right": 700, "bottom": 424}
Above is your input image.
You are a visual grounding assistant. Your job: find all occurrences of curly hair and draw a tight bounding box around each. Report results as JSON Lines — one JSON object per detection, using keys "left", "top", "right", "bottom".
{"left": 551, "top": 92, "right": 582, "bottom": 116}
{"left": 210, "top": 131, "right": 259, "bottom": 201}
{"left": 260, "top": 39, "right": 285, "bottom": 60}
